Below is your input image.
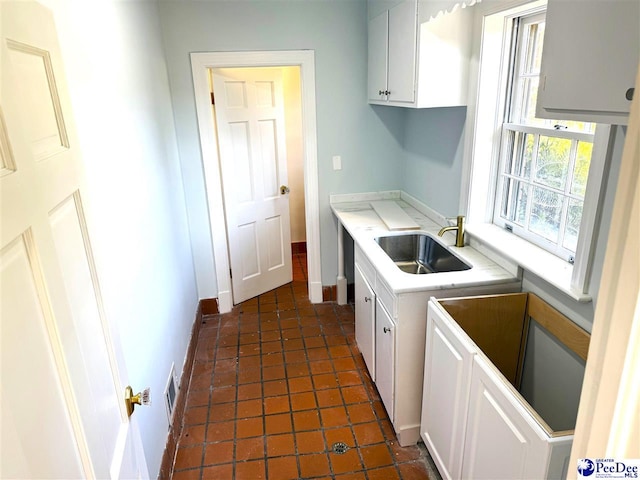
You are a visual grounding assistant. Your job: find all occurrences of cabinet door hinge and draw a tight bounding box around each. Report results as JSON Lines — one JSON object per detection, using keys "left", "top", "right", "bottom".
{"left": 229, "top": 268, "right": 232, "bottom": 278}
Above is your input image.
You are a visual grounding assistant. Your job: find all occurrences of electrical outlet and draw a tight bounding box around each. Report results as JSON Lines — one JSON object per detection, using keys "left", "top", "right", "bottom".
{"left": 332, "top": 155, "right": 342, "bottom": 170}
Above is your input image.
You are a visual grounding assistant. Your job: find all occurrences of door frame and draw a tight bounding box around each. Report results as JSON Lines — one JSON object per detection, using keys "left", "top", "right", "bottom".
{"left": 191, "top": 50, "right": 321, "bottom": 312}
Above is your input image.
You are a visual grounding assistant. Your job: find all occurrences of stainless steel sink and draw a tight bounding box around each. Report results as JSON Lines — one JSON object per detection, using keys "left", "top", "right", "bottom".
{"left": 375, "top": 234, "right": 471, "bottom": 274}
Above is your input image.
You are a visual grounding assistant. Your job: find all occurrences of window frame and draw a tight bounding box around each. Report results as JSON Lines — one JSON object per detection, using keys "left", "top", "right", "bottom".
{"left": 493, "top": 123, "right": 595, "bottom": 261}
{"left": 460, "top": 0, "right": 613, "bottom": 298}
{"left": 493, "top": 11, "right": 596, "bottom": 262}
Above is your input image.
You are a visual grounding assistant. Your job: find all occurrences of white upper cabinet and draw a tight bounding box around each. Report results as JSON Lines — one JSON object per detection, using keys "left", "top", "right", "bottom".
{"left": 367, "top": 0, "right": 474, "bottom": 108}
{"left": 387, "top": 0, "right": 419, "bottom": 103}
{"left": 367, "top": 9, "right": 391, "bottom": 102}
{"left": 536, "top": 0, "right": 640, "bottom": 125}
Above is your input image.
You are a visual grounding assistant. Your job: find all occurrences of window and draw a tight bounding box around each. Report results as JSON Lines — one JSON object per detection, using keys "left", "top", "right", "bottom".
{"left": 463, "top": 0, "right": 612, "bottom": 298}
{"left": 493, "top": 12, "right": 595, "bottom": 262}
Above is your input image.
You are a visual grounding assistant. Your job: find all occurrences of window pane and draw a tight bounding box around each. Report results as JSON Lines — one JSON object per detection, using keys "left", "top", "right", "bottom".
{"left": 505, "top": 131, "right": 534, "bottom": 177}
{"left": 523, "top": 21, "right": 545, "bottom": 75}
{"left": 571, "top": 141, "right": 593, "bottom": 196}
{"left": 530, "top": 186, "right": 561, "bottom": 242}
{"left": 535, "top": 136, "right": 571, "bottom": 189}
{"left": 520, "top": 77, "right": 541, "bottom": 125}
{"left": 564, "top": 198, "right": 583, "bottom": 252}
{"left": 501, "top": 178, "right": 528, "bottom": 225}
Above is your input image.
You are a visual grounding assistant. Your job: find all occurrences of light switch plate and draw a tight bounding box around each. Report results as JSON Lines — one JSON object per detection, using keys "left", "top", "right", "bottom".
{"left": 332, "top": 155, "right": 342, "bottom": 170}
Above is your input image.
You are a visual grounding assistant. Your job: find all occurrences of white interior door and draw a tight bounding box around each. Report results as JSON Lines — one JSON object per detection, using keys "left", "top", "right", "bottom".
{"left": 0, "top": 3, "right": 147, "bottom": 478}
{"left": 212, "top": 67, "right": 293, "bottom": 304}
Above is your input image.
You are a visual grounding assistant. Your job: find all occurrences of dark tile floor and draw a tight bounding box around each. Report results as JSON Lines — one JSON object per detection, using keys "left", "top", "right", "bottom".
{"left": 170, "top": 253, "right": 437, "bottom": 479}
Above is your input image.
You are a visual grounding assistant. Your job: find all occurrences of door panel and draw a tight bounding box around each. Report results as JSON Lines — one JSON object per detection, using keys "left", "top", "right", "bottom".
{"left": 462, "top": 357, "right": 547, "bottom": 480}
{"left": 265, "top": 215, "right": 285, "bottom": 269}
{"left": 5, "top": 40, "right": 69, "bottom": 161}
{"left": 375, "top": 299, "right": 395, "bottom": 422}
{"left": 1, "top": 233, "right": 85, "bottom": 480}
{"left": 213, "top": 67, "right": 292, "bottom": 303}
{"left": 354, "top": 264, "right": 376, "bottom": 379}
{"left": 0, "top": 108, "right": 16, "bottom": 176}
{"left": 387, "top": 0, "right": 417, "bottom": 103}
{"left": 0, "top": 2, "right": 146, "bottom": 478}
{"left": 229, "top": 121, "right": 253, "bottom": 203}
{"left": 258, "top": 119, "right": 279, "bottom": 196}
{"left": 421, "top": 303, "right": 475, "bottom": 480}
{"left": 368, "top": 11, "right": 388, "bottom": 101}
{"left": 48, "top": 193, "right": 121, "bottom": 474}
{"left": 238, "top": 222, "right": 260, "bottom": 279}
{"left": 256, "top": 80, "right": 275, "bottom": 106}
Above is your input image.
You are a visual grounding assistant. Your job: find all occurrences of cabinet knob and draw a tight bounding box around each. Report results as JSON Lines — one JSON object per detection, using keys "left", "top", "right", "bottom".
{"left": 364, "top": 296, "right": 371, "bottom": 303}
{"left": 378, "top": 90, "right": 384, "bottom": 96}
{"left": 626, "top": 88, "right": 635, "bottom": 101}
{"left": 384, "top": 90, "right": 391, "bottom": 96}
{"left": 383, "top": 326, "right": 391, "bottom": 333}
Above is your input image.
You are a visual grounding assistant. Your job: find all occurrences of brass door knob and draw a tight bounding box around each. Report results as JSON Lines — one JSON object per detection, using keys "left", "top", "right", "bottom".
{"left": 280, "top": 185, "right": 290, "bottom": 195}
{"left": 124, "top": 386, "right": 151, "bottom": 417}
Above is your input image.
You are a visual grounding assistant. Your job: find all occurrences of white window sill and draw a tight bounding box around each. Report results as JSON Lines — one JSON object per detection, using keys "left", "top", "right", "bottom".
{"left": 465, "top": 223, "right": 593, "bottom": 303}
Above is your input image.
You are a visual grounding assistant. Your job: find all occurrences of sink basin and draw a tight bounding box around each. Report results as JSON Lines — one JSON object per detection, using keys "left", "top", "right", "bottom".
{"left": 375, "top": 234, "right": 471, "bottom": 274}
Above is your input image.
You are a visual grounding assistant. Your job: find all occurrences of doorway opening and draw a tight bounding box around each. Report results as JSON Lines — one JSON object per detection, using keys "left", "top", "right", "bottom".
{"left": 191, "top": 51, "right": 321, "bottom": 313}
{"left": 209, "top": 66, "right": 305, "bottom": 304}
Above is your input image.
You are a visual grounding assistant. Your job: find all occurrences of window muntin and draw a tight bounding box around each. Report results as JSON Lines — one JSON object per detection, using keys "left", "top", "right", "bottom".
{"left": 494, "top": 12, "right": 595, "bottom": 261}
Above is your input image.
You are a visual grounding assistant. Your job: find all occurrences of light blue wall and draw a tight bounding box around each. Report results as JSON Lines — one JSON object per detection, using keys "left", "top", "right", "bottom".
{"left": 50, "top": 1, "right": 199, "bottom": 476}
{"left": 156, "top": 0, "right": 624, "bottom": 322}
{"left": 401, "top": 107, "right": 467, "bottom": 216}
{"left": 157, "top": 0, "right": 405, "bottom": 289}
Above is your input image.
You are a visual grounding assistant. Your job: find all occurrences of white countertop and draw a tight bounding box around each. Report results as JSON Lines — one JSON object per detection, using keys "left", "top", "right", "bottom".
{"left": 331, "top": 197, "right": 520, "bottom": 294}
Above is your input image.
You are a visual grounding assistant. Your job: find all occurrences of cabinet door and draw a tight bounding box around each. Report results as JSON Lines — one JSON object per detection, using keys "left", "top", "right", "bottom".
{"left": 375, "top": 299, "right": 395, "bottom": 422}
{"left": 355, "top": 264, "right": 376, "bottom": 380}
{"left": 368, "top": 10, "right": 388, "bottom": 102}
{"left": 421, "top": 302, "right": 475, "bottom": 480}
{"left": 537, "top": 0, "right": 639, "bottom": 124}
{"left": 387, "top": 0, "right": 417, "bottom": 103}
{"left": 462, "top": 357, "right": 548, "bottom": 480}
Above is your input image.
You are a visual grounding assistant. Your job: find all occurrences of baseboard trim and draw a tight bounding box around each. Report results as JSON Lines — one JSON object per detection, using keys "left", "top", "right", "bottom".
{"left": 158, "top": 298, "right": 216, "bottom": 479}
{"left": 292, "top": 241, "right": 307, "bottom": 254}
{"left": 200, "top": 298, "right": 219, "bottom": 315}
{"left": 309, "top": 281, "right": 323, "bottom": 304}
{"left": 218, "top": 290, "right": 233, "bottom": 314}
{"left": 322, "top": 285, "right": 337, "bottom": 302}
{"left": 322, "top": 284, "right": 354, "bottom": 303}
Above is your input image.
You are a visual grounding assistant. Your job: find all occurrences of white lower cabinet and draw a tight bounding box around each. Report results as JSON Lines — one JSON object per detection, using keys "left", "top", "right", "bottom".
{"left": 421, "top": 295, "right": 580, "bottom": 480}
{"left": 462, "top": 357, "right": 548, "bottom": 480}
{"left": 421, "top": 302, "right": 474, "bottom": 480}
{"left": 354, "top": 263, "right": 376, "bottom": 379}
{"left": 375, "top": 299, "right": 395, "bottom": 422}
{"left": 353, "top": 245, "right": 521, "bottom": 447}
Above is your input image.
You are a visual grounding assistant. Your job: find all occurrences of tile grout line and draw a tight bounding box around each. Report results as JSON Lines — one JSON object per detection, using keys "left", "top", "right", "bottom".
{"left": 171, "top": 251, "right": 433, "bottom": 480}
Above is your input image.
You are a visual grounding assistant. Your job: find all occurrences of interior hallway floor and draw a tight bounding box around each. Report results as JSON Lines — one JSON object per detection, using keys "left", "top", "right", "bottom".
{"left": 169, "top": 253, "right": 438, "bottom": 479}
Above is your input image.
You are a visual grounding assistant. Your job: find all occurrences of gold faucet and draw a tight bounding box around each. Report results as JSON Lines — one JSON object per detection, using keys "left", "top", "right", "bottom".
{"left": 438, "top": 215, "right": 465, "bottom": 247}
